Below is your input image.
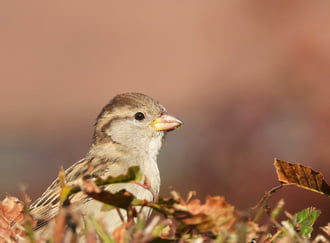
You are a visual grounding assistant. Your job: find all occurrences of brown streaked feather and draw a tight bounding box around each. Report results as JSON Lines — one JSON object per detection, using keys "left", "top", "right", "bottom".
{"left": 29, "top": 152, "right": 132, "bottom": 228}
{"left": 29, "top": 156, "right": 118, "bottom": 228}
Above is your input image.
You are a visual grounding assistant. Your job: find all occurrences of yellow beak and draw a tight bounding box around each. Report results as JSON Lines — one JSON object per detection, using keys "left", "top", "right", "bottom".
{"left": 150, "top": 114, "right": 183, "bottom": 131}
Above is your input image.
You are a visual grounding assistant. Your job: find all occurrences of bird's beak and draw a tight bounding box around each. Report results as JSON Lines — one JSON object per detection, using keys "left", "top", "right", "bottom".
{"left": 150, "top": 114, "right": 183, "bottom": 131}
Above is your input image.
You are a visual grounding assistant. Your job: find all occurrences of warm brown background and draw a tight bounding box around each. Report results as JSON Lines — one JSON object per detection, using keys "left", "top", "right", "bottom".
{"left": 1, "top": 1, "right": 329, "bottom": 234}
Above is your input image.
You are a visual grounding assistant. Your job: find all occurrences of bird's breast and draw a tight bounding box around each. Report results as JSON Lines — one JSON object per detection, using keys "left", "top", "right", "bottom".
{"left": 142, "top": 156, "right": 160, "bottom": 197}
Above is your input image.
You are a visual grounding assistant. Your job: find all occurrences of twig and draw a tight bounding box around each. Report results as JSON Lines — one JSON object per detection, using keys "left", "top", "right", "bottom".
{"left": 252, "top": 185, "right": 283, "bottom": 223}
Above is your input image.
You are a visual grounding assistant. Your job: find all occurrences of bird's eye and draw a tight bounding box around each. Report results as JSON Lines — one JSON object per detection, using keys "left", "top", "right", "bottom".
{"left": 134, "top": 112, "right": 145, "bottom": 121}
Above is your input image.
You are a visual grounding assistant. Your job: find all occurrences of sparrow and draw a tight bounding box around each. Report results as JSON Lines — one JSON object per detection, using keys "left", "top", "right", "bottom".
{"left": 29, "top": 92, "right": 182, "bottom": 235}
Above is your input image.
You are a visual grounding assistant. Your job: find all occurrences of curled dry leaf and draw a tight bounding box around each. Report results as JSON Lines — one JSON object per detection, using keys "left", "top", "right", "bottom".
{"left": 0, "top": 196, "right": 25, "bottom": 242}
{"left": 0, "top": 196, "right": 24, "bottom": 223}
{"left": 179, "top": 196, "right": 237, "bottom": 234}
{"left": 155, "top": 192, "right": 260, "bottom": 240}
{"left": 274, "top": 158, "right": 330, "bottom": 197}
{"left": 163, "top": 193, "right": 237, "bottom": 236}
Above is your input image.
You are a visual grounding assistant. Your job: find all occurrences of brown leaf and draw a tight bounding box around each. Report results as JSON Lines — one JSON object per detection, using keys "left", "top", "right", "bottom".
{"left": 0, "top": 196, "right": 26, "bottom": 242}
{"left": 155, "top": 192, "right": 260, "bottom": 240}
{"left": 187, "top": 196, "right": 236, "bottom": 234}
{"left": 169, "top": 194, "right": 237, "bottom": 235}
{"left": 82, "top": 178, "right": 136, "bottom": 210}
{"left": 274, "top": 158, "right": 330, "bottom": 197}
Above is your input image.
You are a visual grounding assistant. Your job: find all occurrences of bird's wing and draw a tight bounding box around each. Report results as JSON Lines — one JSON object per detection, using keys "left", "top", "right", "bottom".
{"left": 29, "top": 156, "right": 135, "bottom": 230}
{"left": 29, "top": 177, "right": 64, "bottom": 229}
{"left": 29, "top": 158, "right": 94, "bottom": 230}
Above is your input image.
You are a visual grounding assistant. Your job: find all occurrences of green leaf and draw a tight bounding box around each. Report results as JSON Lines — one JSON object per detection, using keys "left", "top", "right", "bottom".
{"left": 60, "top": 185, "right": 80, "bottom": 204}
{"left": 293, "top": 207, "right": 321, "bottom": 238}
{"left": 90, "top": 217, "right": 115, "bottom": 243}
{"left": 94, "top": 166, "right": 143, "bottom": 186}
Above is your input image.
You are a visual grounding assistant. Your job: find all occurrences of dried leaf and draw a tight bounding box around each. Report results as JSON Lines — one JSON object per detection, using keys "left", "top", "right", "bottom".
{"left": 152, "top": 193, "right": 260, "bottom": 241}
{"left": 179, "top": 196, "right": 237, "bottom": 235}
{"left": 155, "top": 193, "right": 238, "bottom": 236}
{"left": 0, "top": 196, "right": 24, "bottom": 223}
{"left": 0, "top": 196, "right": 26, "bottom": 242}
{"left": 274, "top": 158, "right": 330, "bottom": 197}
{"left": 83, "top": 178, "right": 139, "bottom": 210}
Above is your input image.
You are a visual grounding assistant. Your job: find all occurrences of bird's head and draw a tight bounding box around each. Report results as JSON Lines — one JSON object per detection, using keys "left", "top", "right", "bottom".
{"left": 91, "top": 93, "right": 182, "bottom": 157}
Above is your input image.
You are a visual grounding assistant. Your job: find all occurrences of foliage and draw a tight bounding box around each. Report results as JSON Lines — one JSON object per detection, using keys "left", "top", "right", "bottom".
{"left": 0, "top": 159, "right": 329, "bottom": 242}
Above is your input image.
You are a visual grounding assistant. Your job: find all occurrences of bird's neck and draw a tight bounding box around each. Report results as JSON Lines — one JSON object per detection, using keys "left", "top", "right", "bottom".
{"left": 87, "top": 141, "right": 125, "bottom": 161}
{"left": 87, "top": 138, "right": 162, "bottom": 196}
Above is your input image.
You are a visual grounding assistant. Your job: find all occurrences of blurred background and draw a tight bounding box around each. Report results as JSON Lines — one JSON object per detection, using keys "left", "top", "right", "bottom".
{"left": 0, "top": 1, "right": 329, "bottom": 234}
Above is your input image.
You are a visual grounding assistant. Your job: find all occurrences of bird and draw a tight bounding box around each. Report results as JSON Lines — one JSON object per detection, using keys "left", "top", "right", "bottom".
{"left": 29, "top": 92, "right": 183, "bottom": 236}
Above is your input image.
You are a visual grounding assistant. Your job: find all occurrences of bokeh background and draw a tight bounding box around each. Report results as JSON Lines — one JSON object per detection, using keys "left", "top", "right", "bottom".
{"left": 1, "top": 1, "right": 329, "bottom": 234}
